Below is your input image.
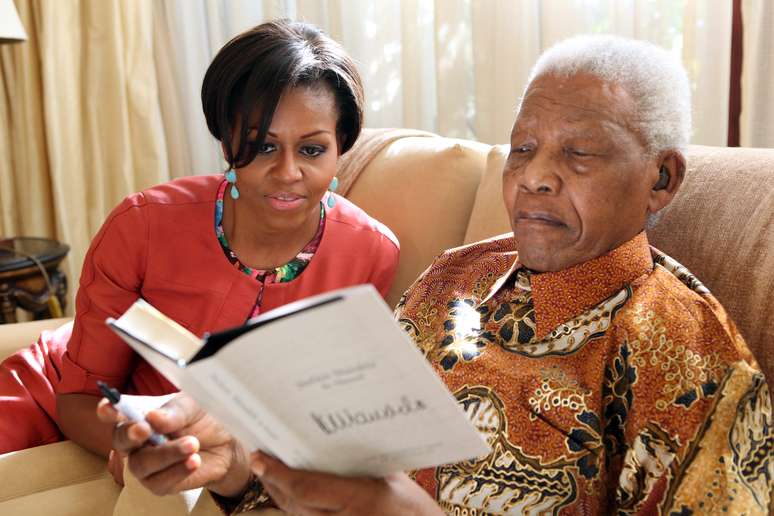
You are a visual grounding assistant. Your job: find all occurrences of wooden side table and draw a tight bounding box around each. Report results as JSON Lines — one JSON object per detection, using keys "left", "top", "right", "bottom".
{"left": 0, "top": 237, "right": 70, "bottom": 323}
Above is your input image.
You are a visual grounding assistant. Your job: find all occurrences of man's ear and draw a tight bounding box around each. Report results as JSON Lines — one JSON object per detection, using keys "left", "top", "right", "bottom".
{"left": 648, "top": 150, "right": 686, "bottom": 215}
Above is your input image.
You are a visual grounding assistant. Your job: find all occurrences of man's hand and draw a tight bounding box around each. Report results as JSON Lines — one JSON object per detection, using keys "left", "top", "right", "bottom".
{"left": 96, "top": 393, "right": 251, "bottom": 497}
{"left": 251, "top": 451, "right": 444, "bottom": 516}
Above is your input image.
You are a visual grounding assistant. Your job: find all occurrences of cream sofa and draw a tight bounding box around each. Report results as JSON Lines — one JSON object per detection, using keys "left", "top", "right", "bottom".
{"left": 1, "top": 128, "right": 772, "bottom": 515}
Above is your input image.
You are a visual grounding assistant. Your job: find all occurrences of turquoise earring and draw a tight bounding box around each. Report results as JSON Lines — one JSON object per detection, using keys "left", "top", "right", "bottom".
{"left": 225, "top": 170, "right": 239, "bottom": 200}
{"left": 326, "top": 176, "right": 338, "bottom": 208}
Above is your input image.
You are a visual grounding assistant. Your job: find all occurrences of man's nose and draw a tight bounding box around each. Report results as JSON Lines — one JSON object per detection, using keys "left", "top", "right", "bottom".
{"left": 519, "top": 153, "right": 560, "bottom": 194}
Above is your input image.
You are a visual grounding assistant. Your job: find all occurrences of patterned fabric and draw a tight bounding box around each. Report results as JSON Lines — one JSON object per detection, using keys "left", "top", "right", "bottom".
{"left": 398, "top": 232, "right": 772, "bottom": 515}
{"left": 215, "top": 179, "right": 325, "bottom": 318}
{"left": 210, "top": 474, "right": 272, "bottom": 515}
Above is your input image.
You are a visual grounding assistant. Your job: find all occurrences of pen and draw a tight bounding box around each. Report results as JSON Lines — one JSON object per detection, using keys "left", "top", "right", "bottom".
{"left": 97, "top": 381, "right": 167, "bottom": 446}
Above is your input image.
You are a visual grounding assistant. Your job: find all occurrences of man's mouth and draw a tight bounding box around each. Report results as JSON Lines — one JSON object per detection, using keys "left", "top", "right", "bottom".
{"left": 515, "top": 211, "right": 566, "bottom": 227}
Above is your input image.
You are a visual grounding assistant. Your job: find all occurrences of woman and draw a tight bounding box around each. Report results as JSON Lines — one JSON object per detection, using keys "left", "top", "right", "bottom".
{"left": 0, "top": 20, "right": 399, "bottom": 459}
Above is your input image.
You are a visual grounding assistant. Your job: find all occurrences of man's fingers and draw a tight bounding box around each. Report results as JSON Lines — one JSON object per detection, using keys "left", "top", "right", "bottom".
{"left": 145, "top": 394, "right": 202, "bottom": 435}
{"left": 260, "top": 479, "right": 333, "bottom": 516}
{"left": 127, "top": 436, "right": 199, "bottom": 480}
{"left": 252, "top": 451, "right": 349, "bottom": 510}
{"left": 258, "top": 479, "right": 289, "bottom": 511}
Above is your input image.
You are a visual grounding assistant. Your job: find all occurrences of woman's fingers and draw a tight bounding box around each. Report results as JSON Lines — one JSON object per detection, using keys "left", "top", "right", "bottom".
{"left": 144, "top": 394, "right": 203, "bottom": 436}
{"left": 127, "top": 435, "right": 200, "bottom": 481}
{"left": 98, "top": 396, "right": 148, "bottom": 455}
{"left": 96, "top": 397, "right": 123, "bottom": 424}
{"left": 110, "top": 419, "right": 154, "bottom": 453}
{"left": 107, "top": 449, "right": 125, "bottom": 486}
{"left": 134, "top": 454, "right": 202, "bottom": 496}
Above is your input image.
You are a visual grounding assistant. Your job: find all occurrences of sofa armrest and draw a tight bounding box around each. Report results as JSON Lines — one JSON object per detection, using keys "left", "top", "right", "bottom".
{"left": 0, "top": 318, "right": 72, "bottom": 361}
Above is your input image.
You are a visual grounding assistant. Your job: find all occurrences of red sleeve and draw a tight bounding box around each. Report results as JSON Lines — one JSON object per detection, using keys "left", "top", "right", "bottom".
{"left": 56, "top": 194, "right": 149, "bottom": 396}
{"left": 370, "top": 232, "right": 400, "bottom": 300}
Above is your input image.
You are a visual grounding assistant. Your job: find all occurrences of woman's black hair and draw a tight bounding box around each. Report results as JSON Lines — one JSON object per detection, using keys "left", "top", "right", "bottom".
{"left": 201, "top": 19, "right": 364, "bottom": 169}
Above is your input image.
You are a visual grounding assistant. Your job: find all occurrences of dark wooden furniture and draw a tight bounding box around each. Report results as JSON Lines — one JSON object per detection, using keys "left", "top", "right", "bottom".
{"left": 0, "top": 237, "right": 70, "bottom": 323}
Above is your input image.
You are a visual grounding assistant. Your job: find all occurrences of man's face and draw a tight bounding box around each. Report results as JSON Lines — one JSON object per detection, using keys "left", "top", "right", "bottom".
{"left": 503, "top": 73, "right": 659, "bottom": 272}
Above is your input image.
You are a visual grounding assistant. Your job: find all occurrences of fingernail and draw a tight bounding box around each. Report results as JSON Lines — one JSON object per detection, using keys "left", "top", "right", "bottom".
{"left": 128, "top": 423, "right": 148, "bottom": 441}
{"left": 251, "top": 457, "right": 266, "bottom": 477}
{"left": 185, "top": 453, "right": 201, "bottom": 471}
{"left": 178, "top": 437, "right": 196, "bottom": 453}
{"left": 158, "top": 407, "right": 175, "bottom": 419}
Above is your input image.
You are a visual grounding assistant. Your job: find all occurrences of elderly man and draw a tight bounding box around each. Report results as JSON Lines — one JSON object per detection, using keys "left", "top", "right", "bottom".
{"left": 103, "top": 36, "right": 772, "bottom": 515}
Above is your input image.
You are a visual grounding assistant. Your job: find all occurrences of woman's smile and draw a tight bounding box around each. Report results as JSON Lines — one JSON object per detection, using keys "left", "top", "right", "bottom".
{"left": 265, "top": 192, "right": 306, "bottom": 211}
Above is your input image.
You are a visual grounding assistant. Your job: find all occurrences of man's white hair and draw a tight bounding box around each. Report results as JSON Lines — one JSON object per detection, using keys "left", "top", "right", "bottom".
{"left": 524, "top": 35, "right": 692, "bottom": 155}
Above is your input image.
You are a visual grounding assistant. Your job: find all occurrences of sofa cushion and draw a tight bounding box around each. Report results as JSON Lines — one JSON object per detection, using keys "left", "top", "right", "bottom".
{"left": 463, "top": 144, "right": 511, "bottom": 245}
{"left": 0, "top": 440, "right": 113, "bottom": 504}
{"left": 463, "top": 144, "right": 774, "bottom": 382}
{"left": 347, "top": 135, "right": 490, "bottom": 307}
{"left": 0, "top": 318, "right": 71, "bottom": 362}
{"left": 649, "top": 145, "right": 774, "bottom": 382}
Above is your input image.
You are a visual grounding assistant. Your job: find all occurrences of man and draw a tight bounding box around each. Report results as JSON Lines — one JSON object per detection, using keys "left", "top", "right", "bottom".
{"left": 103, "top": 35, "right": 772, "bottom": 515}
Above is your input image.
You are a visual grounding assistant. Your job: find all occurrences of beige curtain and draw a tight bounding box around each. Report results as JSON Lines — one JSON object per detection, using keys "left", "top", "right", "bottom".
{"left": 153, "top": 0, "right": 733, "bottom": 177}
{"left": 0, "top": 0, "right": 741, "bottom": 318}
{"left": 0, "top": 0, "right": 169, "bottom": 314}
{"left": 740, "top": 0, "right": 774, "bottom": 148}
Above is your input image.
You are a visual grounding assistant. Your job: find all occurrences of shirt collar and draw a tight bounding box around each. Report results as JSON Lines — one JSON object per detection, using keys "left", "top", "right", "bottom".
{"left": 485, "top": 232, "right": 654, "bottom": 340}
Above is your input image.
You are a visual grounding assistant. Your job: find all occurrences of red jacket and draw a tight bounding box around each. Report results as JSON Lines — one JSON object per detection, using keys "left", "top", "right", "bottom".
{"left": 0, "top": 175, "right": 398, "bottom": 452}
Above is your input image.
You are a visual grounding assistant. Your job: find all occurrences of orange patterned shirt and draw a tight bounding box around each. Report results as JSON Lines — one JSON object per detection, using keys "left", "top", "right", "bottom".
{"left": 397, "top": 232, "right": 771, "bottom": 515}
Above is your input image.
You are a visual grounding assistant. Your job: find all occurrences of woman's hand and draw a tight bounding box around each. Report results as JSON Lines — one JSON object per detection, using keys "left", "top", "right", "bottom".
{"left": 251, "top": 451, "right": 444, "bottom": 516}
{"left": 96, "top": 393, "right": 251, "bottom": 497}
{"left": 107, "top": 449, "right": 126, "bottom": 486}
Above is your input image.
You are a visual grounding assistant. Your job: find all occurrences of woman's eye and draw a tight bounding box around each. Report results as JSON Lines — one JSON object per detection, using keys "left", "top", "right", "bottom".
{"left": 300, "top": 145, "right": 326, "bottom": 157}
{"left": 255, "top": 143, "right": 276, "bottom": 154}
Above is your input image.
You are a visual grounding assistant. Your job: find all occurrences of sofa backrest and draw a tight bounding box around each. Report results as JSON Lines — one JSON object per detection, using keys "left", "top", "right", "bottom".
{"left": 463, "top": 144, "right": 774, "bottom": 382}
{"left": 347, "top": 135, "right": 490, "bottom": 307}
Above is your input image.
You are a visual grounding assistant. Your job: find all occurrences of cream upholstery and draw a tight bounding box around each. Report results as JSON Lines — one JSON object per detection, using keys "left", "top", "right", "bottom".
{"left": 0, "top": 129, "right": 771, "bottom": 515}
{"left": 347, "top": 135, "right": 490, "bottom": 307}
{"left": 463, "top": 144, "right": 512, "bottom": 245}
{"left": 0, "top": 318, "right": 71, "bottom": 362}
{"left": 649, "top": 145, "right": 774, "bottom": 383}
{"left": 0, "top": 441, "right": 119, "bottom": 516}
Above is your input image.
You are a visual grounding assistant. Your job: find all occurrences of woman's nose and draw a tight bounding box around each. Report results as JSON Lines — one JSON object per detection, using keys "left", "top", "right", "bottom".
{"left": 274, "top": 149, "right": 302, "bottom": 181}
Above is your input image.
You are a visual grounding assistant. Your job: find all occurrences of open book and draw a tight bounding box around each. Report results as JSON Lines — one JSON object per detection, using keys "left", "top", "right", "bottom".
{"left": 107, "top": 285, "right": 490, "bottom": 477}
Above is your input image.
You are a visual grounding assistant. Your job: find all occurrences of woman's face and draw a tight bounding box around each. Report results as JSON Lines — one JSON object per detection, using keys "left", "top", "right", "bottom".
{"left": 230, "top": 86, "right": 340, "bottom": 232}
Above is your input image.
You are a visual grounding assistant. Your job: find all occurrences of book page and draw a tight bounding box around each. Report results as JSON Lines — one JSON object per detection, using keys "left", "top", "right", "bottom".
{"left": 187, "top": 285, "right": 490, "bottom": 477}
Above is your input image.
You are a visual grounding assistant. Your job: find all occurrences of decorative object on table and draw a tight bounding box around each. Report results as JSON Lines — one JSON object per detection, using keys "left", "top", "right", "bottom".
{"left": 0, "top": 0, "right": 27, "bottom": 44}
{"left": 0, "top": 237, "right": 69, "bottom": 323}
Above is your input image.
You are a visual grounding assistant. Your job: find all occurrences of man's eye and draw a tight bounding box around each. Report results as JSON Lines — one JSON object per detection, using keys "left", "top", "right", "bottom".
{"left": 300, "top": 145, "right": 326, "bottom": 157}
{"left": 511, "top": 145, "right": 532, "bottom": 155}
{"left": 568, "top": 148, "right": 592, "bottom": 158}
{"left": 255, "top": 143, "right": 276, "bottom": 154}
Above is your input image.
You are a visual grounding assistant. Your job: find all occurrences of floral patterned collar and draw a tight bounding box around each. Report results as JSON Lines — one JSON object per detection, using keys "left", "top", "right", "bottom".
{"left": 483, "top": 232, "right": 654, "bottom": 340}
{"left": 214, "top": 179, "right": 325, "bottom": 284}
